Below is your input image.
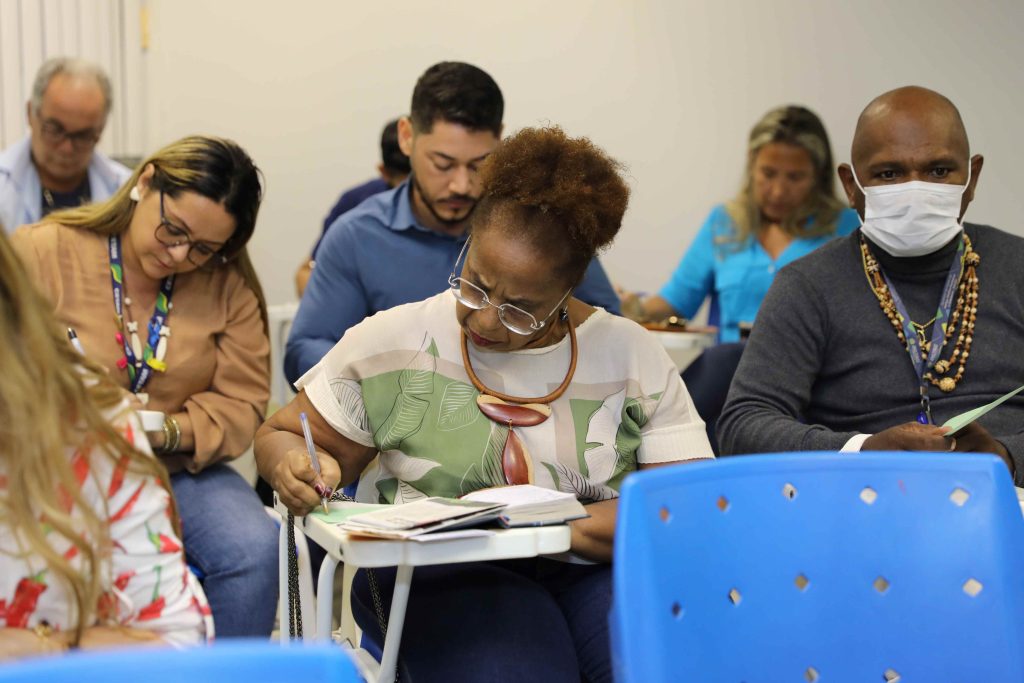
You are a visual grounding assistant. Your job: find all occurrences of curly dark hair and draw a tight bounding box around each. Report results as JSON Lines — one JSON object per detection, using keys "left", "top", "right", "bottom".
{"left": 473, "top": 126, "right": 629, "bottom": 284}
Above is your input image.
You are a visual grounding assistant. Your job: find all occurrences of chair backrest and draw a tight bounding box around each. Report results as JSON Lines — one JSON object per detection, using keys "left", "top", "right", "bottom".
{"left": 611, "top": 452, "right": 1024, "bottom": 683}
{"left": 679, "top": 341, "right": 745, "bottom": 454}
{"left": 0, "top": 640, "right": 360, "bottom": 683}
{"left": 267, "top": 301, "right": 299, "bottom": 411}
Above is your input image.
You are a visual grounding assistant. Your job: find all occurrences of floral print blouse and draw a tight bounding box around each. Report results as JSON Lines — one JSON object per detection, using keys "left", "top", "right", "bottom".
{"left": 0, "top": 402, "right": 213, "bottom": 646}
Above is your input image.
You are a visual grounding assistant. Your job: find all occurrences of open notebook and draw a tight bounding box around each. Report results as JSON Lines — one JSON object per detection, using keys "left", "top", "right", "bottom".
{"left": 337, "top": 498, "right": 504, "bottom": 540}
{"left": 319, "top": 485, "right": 590, "bottom": 539}
{"left": 462, "top": 485, "right": 589, "bottom": 528}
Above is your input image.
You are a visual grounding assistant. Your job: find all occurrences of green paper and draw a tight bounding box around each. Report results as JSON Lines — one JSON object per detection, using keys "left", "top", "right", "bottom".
{"left": 310, "top": 502, "right": 387, "bottom": 524}
{"left": 941, "top": 384, "right": 1024, "bottom": 435}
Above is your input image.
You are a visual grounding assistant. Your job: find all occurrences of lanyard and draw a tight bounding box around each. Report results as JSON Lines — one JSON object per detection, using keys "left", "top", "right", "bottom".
{"left": 108, "top": 235, "right": 175, "bottom": 394}
{"left": 878, "top": 237, "right": 965, "bottom": 424}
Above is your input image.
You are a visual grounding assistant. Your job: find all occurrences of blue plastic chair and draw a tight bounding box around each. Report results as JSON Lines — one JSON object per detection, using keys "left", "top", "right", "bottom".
{"left": 610, "top": 452, "right": 1024, "bottom": 683}
{"left": 0, "top": 640, "right": 361, "bottom": 683}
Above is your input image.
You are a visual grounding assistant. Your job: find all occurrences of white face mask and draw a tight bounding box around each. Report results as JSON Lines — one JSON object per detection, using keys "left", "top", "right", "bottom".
{"left": 852, "top": 164, "right": 970, "bottom": 257}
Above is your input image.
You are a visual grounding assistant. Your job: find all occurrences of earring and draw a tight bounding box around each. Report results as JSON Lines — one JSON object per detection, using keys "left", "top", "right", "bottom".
{"left": 559, "top": 308, "right": 569, "bottom": 322}
{"left": 129, "top": 186, "right": 141, "bottom": 202}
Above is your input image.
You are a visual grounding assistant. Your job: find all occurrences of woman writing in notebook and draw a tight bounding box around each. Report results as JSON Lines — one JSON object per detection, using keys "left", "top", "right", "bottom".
{"left": 256, "top": 126, "right": 714, "bottom": 683}
{"left": 11, "top": 136, "right": 278, "bottom": 638}
{"left": 0, "top": 229, "right": 211, "bottom": 658}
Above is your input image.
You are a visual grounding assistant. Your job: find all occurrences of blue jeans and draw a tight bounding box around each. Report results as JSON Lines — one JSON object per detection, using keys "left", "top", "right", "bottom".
{"left": 351, "top": 558, "right": 612, "bottom": 683}
{"left": 170, "top": 464, "right": 278, "bottom": 638}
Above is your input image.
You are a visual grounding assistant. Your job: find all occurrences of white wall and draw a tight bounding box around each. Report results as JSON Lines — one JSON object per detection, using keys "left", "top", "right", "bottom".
{"left": 0, "top": 0, "right": 146, "bottom": 159}
{"left": 142, "top": 0, "right": 1024, "bottom": 306}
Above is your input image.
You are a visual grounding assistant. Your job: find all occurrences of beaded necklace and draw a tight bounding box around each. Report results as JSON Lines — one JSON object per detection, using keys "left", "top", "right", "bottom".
{"left": 108, "top": 235, "right": 175, "bottom": 393}
{"left": 459, "top": 312, "right": 577, "bottom": 485}
{"left": 860, "top": 233, "right": 979, "bottom": 423}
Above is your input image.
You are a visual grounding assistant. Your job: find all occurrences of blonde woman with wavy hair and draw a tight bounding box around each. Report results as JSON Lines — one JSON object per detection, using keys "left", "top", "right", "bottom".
{"left": 0, "top": 228, "right": 211, "bottom": 659}
{"left": 620, "top": 105, "right": 860, "bottom": 343}
{"left": 11, "top": 135, "right": 278, "bottom": 638}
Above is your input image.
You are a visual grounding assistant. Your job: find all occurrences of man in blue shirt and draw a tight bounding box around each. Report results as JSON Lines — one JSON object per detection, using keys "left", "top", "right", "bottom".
{"left": 285, "top": 61, "right": 620, "bottom": 384}
{"left": 295, "top": 119, "right": 410, "bottom": 295}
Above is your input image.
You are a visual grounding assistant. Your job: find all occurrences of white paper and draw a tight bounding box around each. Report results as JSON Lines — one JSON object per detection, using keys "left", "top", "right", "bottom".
{"left": 462, "top": 484, "right": 576, "bottom": 506}
{"left": 409, "top": 529, "right": 496, "bottom": 543}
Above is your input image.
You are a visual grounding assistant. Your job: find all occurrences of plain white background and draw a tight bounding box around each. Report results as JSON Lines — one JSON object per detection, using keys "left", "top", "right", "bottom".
{"left": 134, "top": 0, "right": 1024, "bottom": 304}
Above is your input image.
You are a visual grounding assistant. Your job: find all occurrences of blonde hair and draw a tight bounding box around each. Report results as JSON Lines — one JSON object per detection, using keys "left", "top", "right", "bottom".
{"left": 49, "top": 135, "right": 268, "bottom": 335}
{"left": 723, "top": 105, "right": 845, "bottom": 251}
{"left": 0, "top": 230, "right": 177, "bottom": 645}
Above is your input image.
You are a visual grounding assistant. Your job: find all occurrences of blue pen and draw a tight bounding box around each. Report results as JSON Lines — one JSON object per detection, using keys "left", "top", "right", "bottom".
{"left": 299, "top": 412, "right": 330, "bottom": 514}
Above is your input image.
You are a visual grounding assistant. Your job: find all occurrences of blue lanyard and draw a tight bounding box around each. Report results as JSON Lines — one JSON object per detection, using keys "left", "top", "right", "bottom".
{"left": 108, "top": 235, "right": 175, "bottom": 394}
{"left": 878, "top": 237, "right": 965, "bottom": 424}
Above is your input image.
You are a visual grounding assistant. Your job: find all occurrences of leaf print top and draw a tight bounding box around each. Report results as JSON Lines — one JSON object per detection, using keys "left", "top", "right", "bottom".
{"left": 299, "top": 293, "right": 713, "bottom": 507}
{"left": 0, "top": 400, "right": 213, "bottom": 646}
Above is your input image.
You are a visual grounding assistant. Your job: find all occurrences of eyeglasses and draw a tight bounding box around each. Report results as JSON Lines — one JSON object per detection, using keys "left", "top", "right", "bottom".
{"left": 38, "top": 119, "right": 101, "bottom": 152}
{"left": 448, "top": 237, "right": 571, "bottom": 336}
{"left": 154, "top": 191, "right": 226, "bottom": 266}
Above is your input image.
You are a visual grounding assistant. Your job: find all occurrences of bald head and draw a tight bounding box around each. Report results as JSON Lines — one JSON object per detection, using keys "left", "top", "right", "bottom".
{"left": 852, "top": 86, "right": 969, "bottom": 166}
{"left": 838, "top": 86, "right": 983, "bottom": 222}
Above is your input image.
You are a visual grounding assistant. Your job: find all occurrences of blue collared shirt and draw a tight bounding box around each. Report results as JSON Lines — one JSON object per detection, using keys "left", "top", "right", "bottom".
{"left": 285, "top": 180, "right": 622, "bottom": 384}
{"left": 659, "top": 204, "right": 860, "bottom": 343}
{"left": 0, "top": 137, "right": 132, "bottom": 232}
{"left": 311, "top": 177, "right": 391, "bottom": 259}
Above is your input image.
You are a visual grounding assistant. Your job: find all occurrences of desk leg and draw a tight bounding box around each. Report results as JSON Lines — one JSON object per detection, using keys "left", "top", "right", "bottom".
{"left": 316, "top": 554, "right": 340, "bottom": 642}
{"left": 377, "top": 564, "right": 414, "bottom": 683}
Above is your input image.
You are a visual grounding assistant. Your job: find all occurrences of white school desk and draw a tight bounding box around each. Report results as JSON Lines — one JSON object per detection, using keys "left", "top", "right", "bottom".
{"left": 647, "top": 329, "right": 716, "bottom": 370}
{"left": 275, "top": 496, "right": 571, "bottom": 683}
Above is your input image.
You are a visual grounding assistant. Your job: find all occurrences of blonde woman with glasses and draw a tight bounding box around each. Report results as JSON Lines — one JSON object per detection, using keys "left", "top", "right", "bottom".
{"left": 11, "top": 136, "right": 277, "bottom": 638}
{"left": 0, "top": 228, "right": 211, "bottom": 659}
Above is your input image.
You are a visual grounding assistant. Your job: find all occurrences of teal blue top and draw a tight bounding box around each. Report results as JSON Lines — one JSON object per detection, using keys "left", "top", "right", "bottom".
{"left": 659, "top": 204, "right": 860, "bottom": 342}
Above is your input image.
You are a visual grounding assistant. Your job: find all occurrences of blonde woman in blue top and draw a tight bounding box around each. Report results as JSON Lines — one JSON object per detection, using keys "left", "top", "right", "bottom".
{"left": 621, "top": 105, "right": 859, "bottom": 342}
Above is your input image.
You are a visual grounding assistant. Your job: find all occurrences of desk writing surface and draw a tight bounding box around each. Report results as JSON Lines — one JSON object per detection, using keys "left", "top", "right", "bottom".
{"left": 295, "top": 506, "right": 571, "bottom": 569}
{"left": 648, "top": 329, "right": 716, "bottom": 370}
{"left": 310, "top": 502, "right": 386, "bottom": 524}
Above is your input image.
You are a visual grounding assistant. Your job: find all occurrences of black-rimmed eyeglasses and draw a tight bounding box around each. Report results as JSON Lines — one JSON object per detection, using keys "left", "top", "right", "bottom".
{"left": 154, "top": 191, "right": 227, "bottom": 266}
{"left": 39, "top": 119, "right": 101, "bottom": 152}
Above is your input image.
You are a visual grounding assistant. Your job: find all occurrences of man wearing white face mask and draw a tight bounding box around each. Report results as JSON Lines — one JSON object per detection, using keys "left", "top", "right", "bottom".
{"left": 717, "top": 86, "right": 1024, "bottom": 484}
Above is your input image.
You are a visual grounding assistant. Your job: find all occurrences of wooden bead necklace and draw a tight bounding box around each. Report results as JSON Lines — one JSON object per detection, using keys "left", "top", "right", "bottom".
{"left": 860, "top": 234, "right": 979, "bottom": 393}
{"left": 459, "top": 311, "right": 577, "bottom": 485}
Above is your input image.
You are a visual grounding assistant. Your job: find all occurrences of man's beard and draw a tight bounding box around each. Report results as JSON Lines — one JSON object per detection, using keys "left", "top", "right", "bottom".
{"left": 412, "top": 174, "right": 476, "bottom": 226}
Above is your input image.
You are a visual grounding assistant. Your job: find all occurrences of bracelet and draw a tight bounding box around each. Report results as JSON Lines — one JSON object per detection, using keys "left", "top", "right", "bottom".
{"left": 158, "top": 415, "right": 181, "bottom": 454}
{"left": 32, "top": 621, "right": 54, "bottom": 640}
{"left": 31, "top": 620, "right": 68, "bottom": 652}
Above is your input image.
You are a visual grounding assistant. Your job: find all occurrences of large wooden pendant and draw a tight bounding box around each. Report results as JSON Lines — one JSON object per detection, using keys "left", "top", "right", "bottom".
{"left": 476, "top": 395, "right": 551, "bottom": 485}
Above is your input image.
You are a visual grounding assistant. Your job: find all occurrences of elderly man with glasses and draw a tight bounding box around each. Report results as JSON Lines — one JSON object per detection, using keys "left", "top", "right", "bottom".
{"left": 0, "top": 57, "right": 131, "bottom": 233}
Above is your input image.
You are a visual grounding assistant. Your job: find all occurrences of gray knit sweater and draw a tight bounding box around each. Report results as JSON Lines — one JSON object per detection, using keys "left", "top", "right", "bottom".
{"left": 717, "top": 223, "right": 1024, "bottom": 485}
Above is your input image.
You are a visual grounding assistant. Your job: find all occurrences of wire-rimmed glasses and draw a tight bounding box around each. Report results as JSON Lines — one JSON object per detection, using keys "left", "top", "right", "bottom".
{"left": 448, "top": 237, "right": 570, "bottom": 335}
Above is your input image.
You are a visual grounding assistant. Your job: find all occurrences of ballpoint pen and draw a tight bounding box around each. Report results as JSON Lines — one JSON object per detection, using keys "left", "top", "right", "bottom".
{"left": 299, "top": 411, "right": 330, "bottom": 514}
{"left": 67, "top": 327, "right": 86, "bottom": 355}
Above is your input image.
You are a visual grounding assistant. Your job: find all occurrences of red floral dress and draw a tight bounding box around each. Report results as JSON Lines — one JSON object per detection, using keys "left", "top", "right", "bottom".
{"left": 0, "top": 403, "right": 214, "bottom": 646}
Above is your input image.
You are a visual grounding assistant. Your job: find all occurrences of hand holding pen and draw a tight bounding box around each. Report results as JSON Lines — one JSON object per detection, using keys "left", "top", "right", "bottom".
{"left": 300, "top": 412, "right": 331, "bottom": 514}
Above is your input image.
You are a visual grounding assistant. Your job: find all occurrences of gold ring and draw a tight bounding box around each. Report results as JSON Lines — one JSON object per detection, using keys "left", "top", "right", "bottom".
{"left": 948, "top": 436, "right": 957, "bottom": 451}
